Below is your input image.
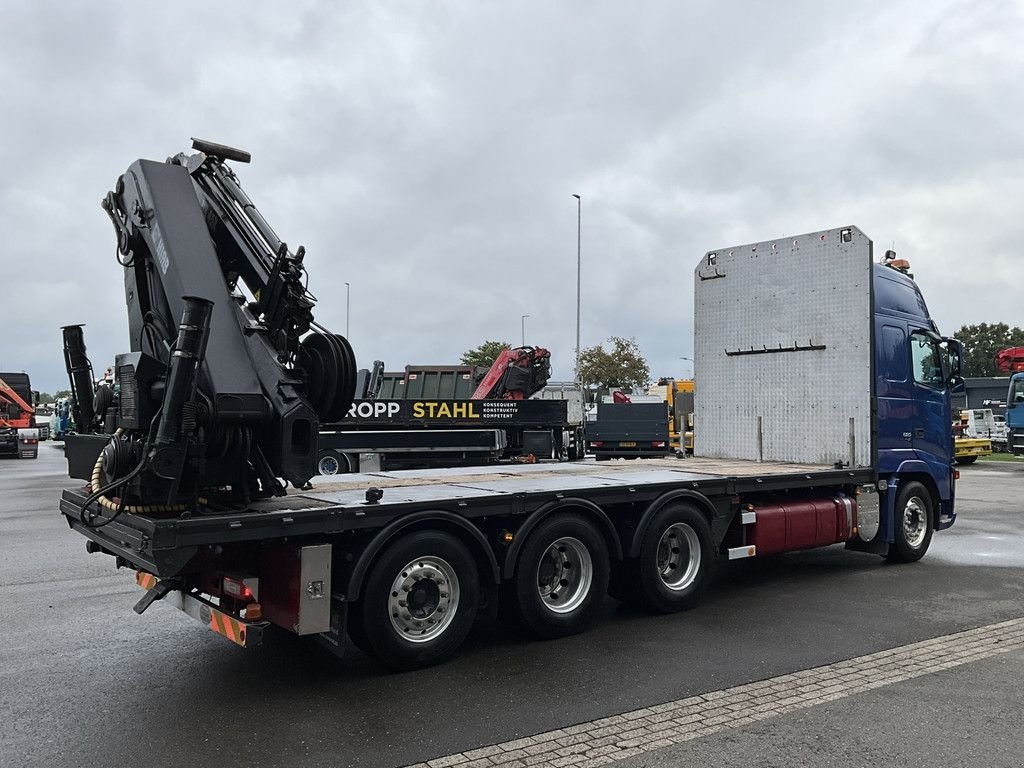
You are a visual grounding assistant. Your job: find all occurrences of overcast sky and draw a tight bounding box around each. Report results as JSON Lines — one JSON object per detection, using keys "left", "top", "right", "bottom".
{"left": 1, "top": 0, "right": 1021, "bottom": 393}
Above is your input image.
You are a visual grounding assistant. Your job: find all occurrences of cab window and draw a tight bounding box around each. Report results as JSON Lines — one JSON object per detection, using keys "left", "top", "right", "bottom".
{"left": 910, "top": 332, "right": 943, "bottom": 389}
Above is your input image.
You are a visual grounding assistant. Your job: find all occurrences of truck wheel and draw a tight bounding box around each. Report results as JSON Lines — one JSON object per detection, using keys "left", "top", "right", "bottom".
{"left": 354, "top": 530, "right": 479, "bottom": 670}
{"left": 635, "top": 504, "right": 713, "bottom": 613}
{"left": 513, "top": 514, "right": 609, "bottom": 639}
{"left": 955, "top": 456, "right": 978, "bottom": 465}
{"left": 566, "top": 429, "right": 581, "bottom": 461}
{"left": 317, "top": 450, "right": 349, "bottom": 476}
{"left": 887, "top": 481, "right": 934, "bottom": 563}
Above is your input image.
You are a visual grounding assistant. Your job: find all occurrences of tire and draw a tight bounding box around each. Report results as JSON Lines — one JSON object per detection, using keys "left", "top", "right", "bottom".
{"left": 955, "top": 456, "right": 978, "bottom": 465}
{"left": 634, "top": 504, "right": 714, "bottom": 613}
{"left": 317, "top": 450, "right": 349, "bottom": 476}
{"left": 513, "top": 513, "right": 610, "bottom": 639}
{"left": 566, "top": 429, "right": 583, "bottom": 461}
{"left": 887, "top": 481, "right": 934, "bottom": 563}
{"left": 354, "top": 530, "right": 479, "bottom": 670}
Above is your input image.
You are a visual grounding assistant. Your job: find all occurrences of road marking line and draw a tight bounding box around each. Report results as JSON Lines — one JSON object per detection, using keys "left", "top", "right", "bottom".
{"left": 405, "top": 617, "right": 1024, "bottom": 768}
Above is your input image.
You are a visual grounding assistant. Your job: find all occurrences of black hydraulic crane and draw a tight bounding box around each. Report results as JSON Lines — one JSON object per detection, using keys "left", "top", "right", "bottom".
{"left": 64, "top": 139, "right": 356, "bottom": 520}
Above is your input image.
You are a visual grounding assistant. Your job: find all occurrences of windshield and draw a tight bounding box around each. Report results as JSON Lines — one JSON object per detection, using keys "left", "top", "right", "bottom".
{"left": 1012, "top": 378, "right": 1024, "bottom": 403}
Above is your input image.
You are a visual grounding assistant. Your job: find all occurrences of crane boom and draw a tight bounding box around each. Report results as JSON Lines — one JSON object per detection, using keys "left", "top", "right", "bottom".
{"left": 64, "top": 139, "right": 357, "bottom": 513}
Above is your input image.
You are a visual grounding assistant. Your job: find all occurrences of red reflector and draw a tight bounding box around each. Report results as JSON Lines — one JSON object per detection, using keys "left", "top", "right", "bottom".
{"left": 590, "top": 441, "right": 604, "bottom": 448}
{"left": 954, "top": 470, "right": 961, "bottom": 480}
{"left": 223, "top": 575, "right": 259, "bottom": 602}
{"left": 651, "top": 441, "right": 666, "bottom": 448}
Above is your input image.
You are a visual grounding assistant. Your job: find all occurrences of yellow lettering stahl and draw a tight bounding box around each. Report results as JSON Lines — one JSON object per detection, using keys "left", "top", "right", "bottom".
{"left": 411, "top": 401, "right": 480, "bottom": 419}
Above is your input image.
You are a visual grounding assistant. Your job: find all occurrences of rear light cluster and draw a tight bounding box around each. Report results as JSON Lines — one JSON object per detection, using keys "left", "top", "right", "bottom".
{"left": 651, "top": 441, "right": 666, "bottom": 448}
{"left": 589, "top": 441, "right": 604, "bottom": 448}
{"left": 223, "top": 575, "right": 262, "bottom": 621}
{"left": 223, "top": 575, "right": 259, "bottom": 602}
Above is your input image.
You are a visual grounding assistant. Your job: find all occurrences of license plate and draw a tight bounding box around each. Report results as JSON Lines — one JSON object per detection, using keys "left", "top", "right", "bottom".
{"left": 619, "top": 441, "right": 637, "bottom": 448}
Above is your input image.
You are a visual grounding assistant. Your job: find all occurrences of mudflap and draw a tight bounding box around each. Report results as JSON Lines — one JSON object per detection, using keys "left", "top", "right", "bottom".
{"left": 314, "top": 598, "right": 348, "bottom": 659}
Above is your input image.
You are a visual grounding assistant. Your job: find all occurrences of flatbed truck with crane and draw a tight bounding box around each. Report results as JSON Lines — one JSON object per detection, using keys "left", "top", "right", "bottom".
{"left": 58, "top": 141, "right": 961, "bottom": 670}
{"left": 317, "top": 352, "right": 586, "bottom": 474}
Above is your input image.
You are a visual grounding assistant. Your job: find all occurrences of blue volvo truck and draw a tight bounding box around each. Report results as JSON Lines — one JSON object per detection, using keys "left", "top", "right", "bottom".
{"left": 63, "top": 224, "right": 961, "bottom": 670}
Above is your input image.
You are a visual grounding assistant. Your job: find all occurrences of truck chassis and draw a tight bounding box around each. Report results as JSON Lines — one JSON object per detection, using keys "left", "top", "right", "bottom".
{"left": 62, "top": 456, "right": 941, "bottom": 669}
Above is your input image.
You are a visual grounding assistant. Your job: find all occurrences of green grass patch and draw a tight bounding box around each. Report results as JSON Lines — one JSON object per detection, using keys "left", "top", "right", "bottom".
{"left": 978, "top": 452, "right": 1024, "bottom": 462}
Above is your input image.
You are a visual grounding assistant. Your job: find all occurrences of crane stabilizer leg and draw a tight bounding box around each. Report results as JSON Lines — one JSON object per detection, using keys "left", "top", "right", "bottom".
{"left": 61, "top": 324, "right": 97, "bottom": 432}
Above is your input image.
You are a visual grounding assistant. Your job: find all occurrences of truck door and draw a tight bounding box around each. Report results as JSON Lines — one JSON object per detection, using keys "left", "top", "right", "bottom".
{"left": 908, "top": 331, "right": 952, "bottom": 468}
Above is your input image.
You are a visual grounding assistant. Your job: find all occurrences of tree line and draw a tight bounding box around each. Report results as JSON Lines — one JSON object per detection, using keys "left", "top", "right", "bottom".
{"left": 460, "top": 322, "right": 1024, "bottom": 391}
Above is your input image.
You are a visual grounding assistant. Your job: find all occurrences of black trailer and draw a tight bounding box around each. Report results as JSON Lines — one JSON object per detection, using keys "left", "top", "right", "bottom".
{"left": 588, "top": 402, "right": 671, "bottom": 460}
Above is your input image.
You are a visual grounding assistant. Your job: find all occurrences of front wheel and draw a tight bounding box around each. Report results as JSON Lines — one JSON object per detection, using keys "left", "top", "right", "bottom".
{"left": 353, "top": 530, "right": 479, "bottom": 670}
{"left": 887, "top": 481, "right": 934, "bottom": 563}
{"left": 513, "top": 513, "right": 609, "bottom": 639}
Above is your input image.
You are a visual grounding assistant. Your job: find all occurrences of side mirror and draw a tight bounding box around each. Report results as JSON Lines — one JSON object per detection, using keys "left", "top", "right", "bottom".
{"left": 940, "top": 338, "right": 964, "bottom": 385}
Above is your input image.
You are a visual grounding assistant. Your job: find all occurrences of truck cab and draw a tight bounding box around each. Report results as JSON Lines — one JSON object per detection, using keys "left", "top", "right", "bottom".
{"left": 873, "top": 260, "right": 958, "bottom": 528}
{"left": 1006, "top": 372, "right": 1024, "bottom": 456}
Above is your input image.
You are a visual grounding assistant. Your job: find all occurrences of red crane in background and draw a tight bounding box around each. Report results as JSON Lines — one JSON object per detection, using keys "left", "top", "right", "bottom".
{"left": 471, "top": 346, "right": 552, "bottom": 400}
{"left": 994, "top": 347, "right": 1024, "bottom": 373}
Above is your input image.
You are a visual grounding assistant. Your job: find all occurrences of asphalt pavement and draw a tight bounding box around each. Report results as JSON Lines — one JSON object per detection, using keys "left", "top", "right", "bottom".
{"left": 1, "top": 446, "right": 1022, "bottom": 768}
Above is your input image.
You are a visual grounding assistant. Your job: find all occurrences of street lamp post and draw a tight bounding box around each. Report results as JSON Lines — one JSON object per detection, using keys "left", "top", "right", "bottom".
{"left": 345, "top": 282, "right": 350, "bottom": 338}
{"left": 572, "top": 194, "right": 581, "bottom": 382}
{"left": 521, "top": 314, "right": 530, "bottom": 347}
{"left": 680, "top": 356, "right": 693, "bottom": 378}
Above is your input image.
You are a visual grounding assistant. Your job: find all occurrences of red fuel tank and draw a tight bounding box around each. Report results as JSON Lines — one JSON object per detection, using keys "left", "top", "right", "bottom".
{"left": 750, "top": 497, "right": 856, "bottom": 556}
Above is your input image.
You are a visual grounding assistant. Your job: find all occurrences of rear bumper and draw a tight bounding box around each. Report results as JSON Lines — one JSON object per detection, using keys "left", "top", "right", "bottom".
{"left": 954, "top": 438, "right": 991, "bottom": 458}
{"left": 137, "top": 571, "right": 269, "bottom": 649}
{"left": 592, "top": 449, "right": 672, "bottom": 459}
{"left": 1010, "top": 429, "right": 1024, "bottom": 456}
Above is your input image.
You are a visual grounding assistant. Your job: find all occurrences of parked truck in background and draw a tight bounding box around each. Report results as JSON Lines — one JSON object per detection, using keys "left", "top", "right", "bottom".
{"left": 588, "top": 380, "right": 692, "bottom": 459}
{"left": 952, "top": 409, "right": 993, "bottom": 465}
{"left": 1006, "top": 374, "right": 1024, "bottom": 456}
{"left": 56, "top": 142, "right": 961, "bottom": 671}
{"left": 317, "top": 355, "right": 586, "bottom": 474}
{"left": 0, "top": 372, "right": 39, "bottom": 459}
{"left": 995, "top": 348, "right": 1024, "bottom": 456}
{"left": 588, "top": 399, "right": 671, "bottom": 459}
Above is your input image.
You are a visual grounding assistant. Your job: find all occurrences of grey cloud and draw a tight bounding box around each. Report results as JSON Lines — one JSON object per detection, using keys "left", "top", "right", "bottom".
{"left": 0, "top": 0, "right": 1021, "bottom": 391}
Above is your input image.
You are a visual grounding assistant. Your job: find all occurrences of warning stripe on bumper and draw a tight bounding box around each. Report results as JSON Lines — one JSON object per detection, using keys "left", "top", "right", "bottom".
{"left": 135, "top": 569, "right": 250, "bottom": 648}
{"left": 136, "top": 570, "right": 158, "bottom": 591}
{"left": 209, "top": 609, "right": 248, "bottom": 647}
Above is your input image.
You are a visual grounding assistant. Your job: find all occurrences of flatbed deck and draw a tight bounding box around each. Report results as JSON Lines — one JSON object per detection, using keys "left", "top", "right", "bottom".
{"left": 60, "top": 456, "right": 873, "bottom": 579}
